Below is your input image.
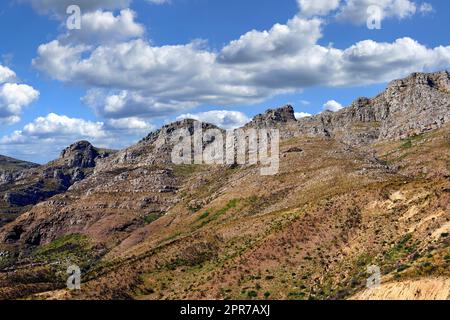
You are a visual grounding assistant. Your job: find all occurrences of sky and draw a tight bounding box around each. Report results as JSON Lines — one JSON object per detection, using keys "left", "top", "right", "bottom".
{"left": 0, "top": 0, "right": 449, "bottom": 163}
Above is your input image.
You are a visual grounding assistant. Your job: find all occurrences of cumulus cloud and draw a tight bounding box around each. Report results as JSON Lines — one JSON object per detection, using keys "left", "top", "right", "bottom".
{"left": 81, "top": 89, "right": 198, "bottom": 119}
{"left": 219, "top": 16, "right": 322, "bottom": 64}
{"left": 298, "top": 0, "right": 422, "bottom": 24}
{"left": 105, "top": 117, "right": 155, "bottom": 133}
{"left": 0, "top": 113, "right": 155, "bottom": 161}
{"left": 21, "top": 0, "right": 132, "bottom": 17}
{"left": 176, "top": 110, "right": 251, "bottom": 129}
{"left": 0, "top": 65, "right": 17, "bottom": 84}
{"left": 323, "top": 100, "right": 343, "bottom": 112}
{"left": 0, "top": 65, "right": 39, "bottom": 125}
{"left": 22, "top": 0, "right": 170, "bottom": 18}
{"left": 419, "top": 2, "right": 433, "bottom": 14}
{"left": 64, "top": 9, "right": 145, "bottom": 45}
{"left": 336, "top": 0, "right": 417, "bottom": 24}
{"left": 295, "top": 112, "right": 312, "bottom": 119}
{"left": 33, "top": 17, "right": 450, "bottom": 123}
{"left": 27, "top": 1, "right": 450, "bottom": 132}
{"left": 0, "top": 113, "right": 108, "bottom": 162}
{"left": 298, "top": 0, "right": 341, "bottom": 17}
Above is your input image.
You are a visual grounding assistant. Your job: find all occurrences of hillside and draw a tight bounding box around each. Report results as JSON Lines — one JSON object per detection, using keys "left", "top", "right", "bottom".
{"left": 0, "top": 155, "right": 38, "bottom": 172}
{"left": 0, "top": 142, "right": 116, "bottom": 225}
{"left": 0, "top": 71, "right": 448, "bottom": 300}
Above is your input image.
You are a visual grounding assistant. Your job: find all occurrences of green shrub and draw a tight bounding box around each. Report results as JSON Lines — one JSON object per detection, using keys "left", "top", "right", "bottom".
{"left": 143, "top": 212, "right": 161, "bottom": 224}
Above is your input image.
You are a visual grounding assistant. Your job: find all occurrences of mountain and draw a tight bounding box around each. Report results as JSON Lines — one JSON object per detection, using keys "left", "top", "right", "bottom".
{"left": 0, "top": 71, "right": 449, "bottom": 300}
{"left": 0, "top": 155, "right": 38, "bottom": 171}
{"left": 296, "top": 71, "right": 450, "bottom": 144}
{"left": 0, "top": 141, "right": 116, "bottom": 225}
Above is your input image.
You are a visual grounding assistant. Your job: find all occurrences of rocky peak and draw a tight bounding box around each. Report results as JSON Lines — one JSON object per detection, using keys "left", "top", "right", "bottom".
{"left": 246, "top": 105, "right": 297, "bottom": 128}
{"left": 144, "top": 119, "right": 218, "bottom": 143}
{"left": 296, "top": 71, "right": 450, "bottom": 144}
{"left": 59, "top": 141, "right": 115, "bottom": 168}
{"left": 387, "top": 70, "right": 450, "bottom": 92}
{"left": 59, "top": 141, "right": 103, "bottom": 169}
{"left": 98, "top": 119, "right": 223, "bottom": 171}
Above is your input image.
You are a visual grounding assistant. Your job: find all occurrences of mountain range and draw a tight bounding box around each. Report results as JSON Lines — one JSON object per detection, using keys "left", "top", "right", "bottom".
{"left": 0, "top": 71, "right": 449, "bottom": 300}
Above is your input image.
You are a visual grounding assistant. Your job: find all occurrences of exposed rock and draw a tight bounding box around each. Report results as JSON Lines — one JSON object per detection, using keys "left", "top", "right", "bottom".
{"left": 297, "top": 71, "right": 450, "bottom": 145}
{"left": 245, "top": 105, "right": 297, "bottom": 128}
{"left": 285, "top": 147, "right": 304, "bottom": 153}
{"left": 0, "top": 156, "right": 38, "bottom": 185}
{"left": 0, "top": 142, "right": 116, "bottom": 217}
{"left": 95, "top": 119, "right": 222, "bottom": 172}
{"left": 59, "top": 141, "right": 102, "bottom": 168}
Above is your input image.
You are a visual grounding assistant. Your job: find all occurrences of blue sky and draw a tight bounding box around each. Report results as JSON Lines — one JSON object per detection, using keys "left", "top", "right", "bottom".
{"left": 0, "top": 0, "right": 449, "bottom": 163}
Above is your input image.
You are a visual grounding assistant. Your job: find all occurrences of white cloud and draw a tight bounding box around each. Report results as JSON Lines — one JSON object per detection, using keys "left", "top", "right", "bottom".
{"left": 176, "top": 110, "right": 250, "bottom": 129}
{"left": 0, "top": 65, "right": 16, "bottom": 84}
{"left": 299, "top": 100, "right": 311, "bottom": 106}
{"left": 298, "top": 0, "right": 341, "bottom": 17}
{"left": 323, "top": 100, "right": 343, "bottom": 112}
{"left": 0, "top": 79, "right": 40, "bottom": 125}
{"left": 33, "top": 27, "right": 450, "bottom": 121}
{"left": 295, "top": 112, "right": 312, "bottom": 119}
{"left": 81, "top": 89, "right": 198, "bottom": 119}
{"left": 298, "top": 0, "right": 421, "bottom": 24}
{"left": 105, "top": 117, "right": 155, "bottom": 133}
{"left": 146, "top": 0, "right": 170, "bottom": 4}
{"left": 0, "top": 113, "right": 107, "bottom": 162}
{"left": 219, "top": 16, "right": 322, "bottom": 63}
{"left": 33, "top": 40, "right": 89, "bottom": 82}
{"left": 419, "top": 2, "right": 433, "bottom": 14}
{"left": 64, "top": 9, "right": 145, "bottom": 45}
{"left": 22, "top": 0, "right": 170, "bottom": 18}
{"left": 336, "top": 0, "right": 417, "bottom": 24}
{"left": 22, "top": 0, "right": 132, "bottom": 17}
{"left": 6, "top": 113, "right": 107, "bottom": 141}
{"left": 30, "top": 4, "right": 450, "bottom": 125}
{"left": 0, "top": 113, "right": 156, "bottom": 161}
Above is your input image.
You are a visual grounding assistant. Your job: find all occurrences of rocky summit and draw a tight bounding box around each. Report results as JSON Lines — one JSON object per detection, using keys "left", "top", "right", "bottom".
{"left": 0, "top": 142, "right": 116, "bottom": 226}
{"left": 0, "top": 71, "right": 449, "bottom": 300}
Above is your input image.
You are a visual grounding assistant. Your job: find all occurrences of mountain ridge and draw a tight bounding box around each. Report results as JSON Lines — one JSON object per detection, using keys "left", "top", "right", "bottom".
{"left": 0, "top": 70, "right": 448, "bottom": 300}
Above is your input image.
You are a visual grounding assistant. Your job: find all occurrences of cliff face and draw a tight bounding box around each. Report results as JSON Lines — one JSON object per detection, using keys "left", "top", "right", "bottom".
{"left": 0, "top": 156, "right": 38, "bottom": 185}
{"left": 0, "top": 71, "right": 448, "bottom": 300}
{"left": 245, "top": 105, "right": 297, "bottom": 128}
{"left": 0, "top": 142, "right": 116, "bottom": 218}
{"left": 94, "top": 119, "right": 221, "bottom": 174}
{"left": 295, "top": 71, "right": 450, "bottom": 145}
{"left": 377, "top": 71, "right": 450, "bottom": 139}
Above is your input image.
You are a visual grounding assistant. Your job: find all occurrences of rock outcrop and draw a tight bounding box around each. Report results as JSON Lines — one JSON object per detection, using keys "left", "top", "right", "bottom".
{"left": 245, "top": 105, "right": 297, "bottom": 128}
{"left": 0, "top": 156, "right": 38, "bottom": 185}
{"left": 0, "top": 142, "right": 116, "bottom": 217}
{"left": 296, "top": 71, "right": 450, "bottom": 145}
{"left": 95, "top": 119, "right": 221, "bottom": 172}
{"left": 59, "top": 141, "right": 109, "bottom": 168}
